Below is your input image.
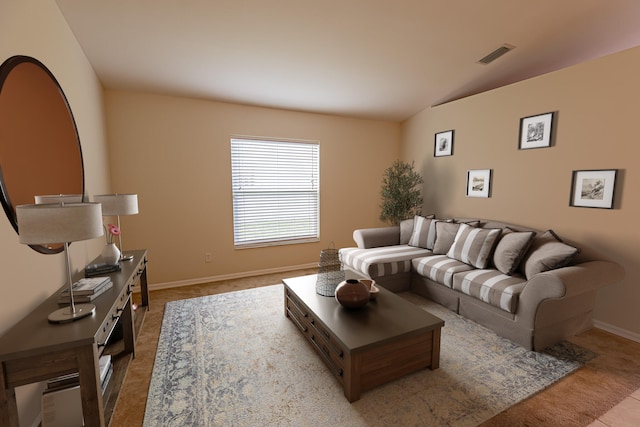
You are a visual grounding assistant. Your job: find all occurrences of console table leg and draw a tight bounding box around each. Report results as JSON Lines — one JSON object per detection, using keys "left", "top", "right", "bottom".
{"left": 0, "top": 365, "right": 19, "bottom": 427}
{"left": 77, "top": 344, "right": 105, "bottom": 427}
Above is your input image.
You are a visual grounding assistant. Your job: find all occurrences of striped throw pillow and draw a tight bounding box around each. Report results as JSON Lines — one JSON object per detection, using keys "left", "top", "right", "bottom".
{"left": 447, "top": 223, "right": 501, "bottom": 268}
{"left": 407, "top": 214, "right": 435, "bottom": 248}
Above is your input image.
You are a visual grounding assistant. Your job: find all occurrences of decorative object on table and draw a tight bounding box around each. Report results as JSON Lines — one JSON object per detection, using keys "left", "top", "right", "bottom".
{"left": 434, "top": 129, "right": 454, "bottom": 157}
{"left": 519, "top": 111, "right": 555, "bottom": 149}
{"left": 569, "top": 169, "right": 618, "bottom": 209}
{"left": 85, "top": 262, "right": 121, "bottom": 277}
{"left": 379, "top": 160, "right": 423, "bottom": 225}
{"left": 16, "top": 202, "right": 103, "bottom": 323}
{"left": 359, "top": 279, "right": 380, "bottom": 300}
{"left": 101, "top": 223, "right": 121, "bottom": 265}
{"left": 93, "top": 193, "right": 139, "bottom": 261}
{"left": 315, "top": 242, "right": 344, "bottom": 296}
{"left": 335, "top": 279, "right": 370, "bottom": 309}
{"left": 57, "top": 277, "right": 113, "bottom": 304}
{"left": 466, "top": 169, "right": 492, "bottom": 198}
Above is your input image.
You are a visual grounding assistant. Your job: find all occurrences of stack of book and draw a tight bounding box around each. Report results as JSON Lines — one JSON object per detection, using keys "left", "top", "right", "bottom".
{"left": 41, "top": 355, "right": 114, "bottom": 426}
{"left": 85, "top": 262, "right": 120, "bottom": 277}
{"left": 57, "top": 277, "right": 113, "bottom": 305}
{"left": 44, "top": 354, "right": 113, "bottom": 394}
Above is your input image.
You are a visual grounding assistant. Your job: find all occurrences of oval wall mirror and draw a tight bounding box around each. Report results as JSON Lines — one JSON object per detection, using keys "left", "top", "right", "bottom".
{"left": 0, "top": 55, "right": 85, "bottom": 254}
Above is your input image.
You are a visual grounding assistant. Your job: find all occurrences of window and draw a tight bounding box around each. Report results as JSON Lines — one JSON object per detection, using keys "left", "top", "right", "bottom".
{"left": 231, "top": 137, "right": 320, "bottom": 248}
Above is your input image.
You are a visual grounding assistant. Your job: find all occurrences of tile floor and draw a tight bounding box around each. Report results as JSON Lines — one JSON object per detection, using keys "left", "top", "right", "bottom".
{"left": 588, "top": 387, "right": 640, "bottom": 427}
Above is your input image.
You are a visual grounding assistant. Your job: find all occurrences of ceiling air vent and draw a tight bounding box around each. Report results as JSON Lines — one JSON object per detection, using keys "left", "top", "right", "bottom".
{"left": 477, "top": 44, "right": 515, "bottom": 65}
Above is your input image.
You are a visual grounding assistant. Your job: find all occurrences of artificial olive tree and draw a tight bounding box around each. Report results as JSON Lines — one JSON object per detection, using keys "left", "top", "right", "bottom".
{"left": 379, "top": 160, "right": 423, "bottom": 225}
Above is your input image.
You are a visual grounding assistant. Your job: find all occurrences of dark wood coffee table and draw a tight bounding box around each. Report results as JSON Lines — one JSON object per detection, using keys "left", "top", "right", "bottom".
{"left": 283, "top": 274, "right": 444, "bottom": 402}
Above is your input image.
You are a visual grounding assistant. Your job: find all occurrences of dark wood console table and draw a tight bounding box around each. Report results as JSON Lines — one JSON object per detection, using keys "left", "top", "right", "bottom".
{"left": 0, "top": 249, "right": 149, "bottom": 427}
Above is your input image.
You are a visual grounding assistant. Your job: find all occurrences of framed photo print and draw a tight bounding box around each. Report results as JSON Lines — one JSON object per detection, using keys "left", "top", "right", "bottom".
{"left": 519, "top": 112, "right": 555, "bottom": 149}
{"left": 570, "top": 169, "right": 617, "bottom": 209}
{"left": 466, "top": 169, "right": 492, "bottom": 198}
{"left": 434, "top": 130, "right": 454, "bottom": 157}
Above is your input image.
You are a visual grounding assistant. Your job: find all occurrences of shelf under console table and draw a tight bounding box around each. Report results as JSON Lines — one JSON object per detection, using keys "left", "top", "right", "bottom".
{"left": 0, "top": 249, "right": 149, "bottom": 427}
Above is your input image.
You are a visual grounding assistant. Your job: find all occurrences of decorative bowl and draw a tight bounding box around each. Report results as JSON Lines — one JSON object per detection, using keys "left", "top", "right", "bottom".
{"left": 359, "top": 279, "right": 379, "bottom": 300}
{"left": 335, "top": 279, "right": 370, "bottom": 309}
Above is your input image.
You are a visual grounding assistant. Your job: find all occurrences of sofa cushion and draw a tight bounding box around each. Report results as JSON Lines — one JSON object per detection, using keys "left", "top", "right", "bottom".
{"left": 493, "top": 228, "right": 536, "bottom": 275}
{"left": 400, "top": 218, "right": 415, "bottom": 244}
{"left": 432, "top": 221, "right": 460, "bottom": 254}
{"left": 340, "top": 245, "right": 431, "bottom": 279}
{"left": 412, "top": 255, "right": 475, "bottom": 288}
{"left": 520, "top": 230, "right": 580, "bottom": 280}
{"left": 447, "top": 223, "right": 501, "bottom": 269}
{"left": 453, "top": 269, "right": 527, "bottom": 313}
{"left": 407, "top": 214, "right": 436, "bottom": 248}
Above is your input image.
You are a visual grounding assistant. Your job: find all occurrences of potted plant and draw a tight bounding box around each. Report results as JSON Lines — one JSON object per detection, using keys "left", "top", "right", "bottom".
{"left": 379, "top": 160, "right": 423, "bottom": 225}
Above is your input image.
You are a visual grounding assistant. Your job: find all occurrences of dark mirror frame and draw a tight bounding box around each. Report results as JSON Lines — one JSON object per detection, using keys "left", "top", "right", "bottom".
{"left": 0, "top": 55, "right": 86, "bottom": 254}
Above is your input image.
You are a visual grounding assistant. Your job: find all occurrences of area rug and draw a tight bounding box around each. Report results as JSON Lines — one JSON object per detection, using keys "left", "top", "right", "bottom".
{"left": 143, "top": 284, "right": 595, "bottom": 427}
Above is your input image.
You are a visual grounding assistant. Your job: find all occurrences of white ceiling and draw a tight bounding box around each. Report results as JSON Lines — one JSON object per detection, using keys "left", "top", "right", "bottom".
{"left": 55, "top": 0, "right": 640, "bottom": 122}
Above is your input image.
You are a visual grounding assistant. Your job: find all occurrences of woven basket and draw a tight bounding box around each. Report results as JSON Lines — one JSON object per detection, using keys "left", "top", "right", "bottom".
{"left": 315, "top": 243, "right": 344, "bottom": 296}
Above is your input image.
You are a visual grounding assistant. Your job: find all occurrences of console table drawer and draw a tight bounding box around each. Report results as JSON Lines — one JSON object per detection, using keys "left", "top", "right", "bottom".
{"left": 97, "top": 287, "right": 131, "bottom": 348}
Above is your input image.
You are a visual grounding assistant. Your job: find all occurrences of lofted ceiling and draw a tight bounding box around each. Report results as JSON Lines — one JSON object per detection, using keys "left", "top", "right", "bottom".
{"left": 55, "top": 0, "right": 640, "bottom": 122}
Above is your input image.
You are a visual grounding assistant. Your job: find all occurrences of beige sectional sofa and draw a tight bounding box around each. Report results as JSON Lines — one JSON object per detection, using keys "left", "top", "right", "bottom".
{"left": 339, "top": 216, "right": 625, "bottom": 351}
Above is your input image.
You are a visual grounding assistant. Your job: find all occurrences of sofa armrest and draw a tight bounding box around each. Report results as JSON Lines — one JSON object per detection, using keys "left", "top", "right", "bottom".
{"left": 537, "top": 260, "right": 625, "bottom": 298}
{"left": 517, "top": 260, "right": 624, "bottom": 322}
{"left": 353, "top": 226, "right": 400, "bottom": 249}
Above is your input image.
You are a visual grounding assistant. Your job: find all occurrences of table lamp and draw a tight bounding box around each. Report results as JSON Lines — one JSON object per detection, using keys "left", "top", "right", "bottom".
{"left": 34, "top": 194, "right": 83, "bottom": 204}
{"left": 93, "top": 194, "right": 138, "bottom": 261}
{"left": 16, "top": 202, "right": 104, "bottom": 323}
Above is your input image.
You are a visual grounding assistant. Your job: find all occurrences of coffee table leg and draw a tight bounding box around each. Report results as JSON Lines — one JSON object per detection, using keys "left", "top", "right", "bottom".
{"left": 342, "top": 352, "right": 361, "bottom": 402}
{"left": 430, "top": 328, "right": 441, "bottom": 370}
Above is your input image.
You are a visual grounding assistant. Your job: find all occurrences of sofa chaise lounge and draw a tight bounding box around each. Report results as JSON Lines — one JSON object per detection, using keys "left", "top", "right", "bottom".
{"left": 339, "top": 216, "right": 625, "bottom": 351}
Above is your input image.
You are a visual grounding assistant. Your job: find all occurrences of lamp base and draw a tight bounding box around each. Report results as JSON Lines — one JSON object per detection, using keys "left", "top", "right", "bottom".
{"left": 48, "top": 303, "right": 96, "bottom": 323}
{"left": 120, "top": 253, "right": 134, "bottom": 261}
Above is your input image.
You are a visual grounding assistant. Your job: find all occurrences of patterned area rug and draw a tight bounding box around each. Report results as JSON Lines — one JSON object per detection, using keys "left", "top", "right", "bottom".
{"left": 143, "top": 284, "right": 595, "bottom": 427}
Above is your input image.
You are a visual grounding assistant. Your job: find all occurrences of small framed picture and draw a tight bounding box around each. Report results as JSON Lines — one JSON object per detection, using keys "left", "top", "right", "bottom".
{"left": 519, "top": 112, "right": 555, "bottom": 149}
{"left": 434, "top": 130, "right": 454, "bottom": 157}
{"left": 466, "top": 169, "right": 492, "bottom": 198}
{"left": 570, "top": 169, "right": 617, "bottom": 209}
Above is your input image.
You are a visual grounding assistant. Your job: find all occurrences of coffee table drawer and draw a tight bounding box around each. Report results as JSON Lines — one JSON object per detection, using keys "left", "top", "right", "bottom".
{"left": 285, "top": 289, "right": 345, "bottom": 380}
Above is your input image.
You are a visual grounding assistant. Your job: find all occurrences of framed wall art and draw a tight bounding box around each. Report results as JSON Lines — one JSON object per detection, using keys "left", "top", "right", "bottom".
{"left": 570, "top": 169, "right": 617, "bottom": 209}
{"left": 518, "top": 111, "right": 555, "bottom": 150}
{"left": 434, "top": 130, "right": 454, "bottom": 157}
{"left": 466, "top": 169, "right": 492, "bottom": 198}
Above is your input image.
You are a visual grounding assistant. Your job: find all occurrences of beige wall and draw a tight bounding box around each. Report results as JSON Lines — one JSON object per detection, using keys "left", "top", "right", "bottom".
{"left": 0, "top": 0, "right": 110, "bottom": 424}
{"left": 401, "top": 46, "right": 640, "bottom": 338}
{"left": 105, "top": 90, "right": 400, "bottom": 286}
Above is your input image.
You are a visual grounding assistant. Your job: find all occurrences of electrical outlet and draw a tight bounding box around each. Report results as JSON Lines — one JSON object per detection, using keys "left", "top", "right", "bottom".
{"left": 205, "top": 252, "right": 212, "bottom": 263}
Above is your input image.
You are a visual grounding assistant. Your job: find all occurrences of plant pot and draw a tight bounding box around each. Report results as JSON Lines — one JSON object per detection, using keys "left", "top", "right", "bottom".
{"left": 102, "top": 243, "right": 120, "bottom": 265}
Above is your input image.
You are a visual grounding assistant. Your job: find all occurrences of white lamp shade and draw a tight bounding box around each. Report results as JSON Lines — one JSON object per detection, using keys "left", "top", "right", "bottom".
{"left": 16, "top": 203, "right": 104, "bottom": 244}
{"left": 93, "top": 194, "right": 139, "bottom": 216}
{"left": 34, "top": 194, "right": 83, "bottom": 204}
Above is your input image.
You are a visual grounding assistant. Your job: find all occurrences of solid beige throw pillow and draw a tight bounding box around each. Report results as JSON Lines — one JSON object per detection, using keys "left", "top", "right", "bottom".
{"left": 520, "top": 230, "right": 580, "bottom": 279}
{"left": 492, "top": 228, "right": 536, "bottom": 275}
{"left": 432, "top": 221, "right": 461, "bottom": 254}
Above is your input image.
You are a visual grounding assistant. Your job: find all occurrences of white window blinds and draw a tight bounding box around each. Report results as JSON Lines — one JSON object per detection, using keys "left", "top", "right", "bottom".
{"left": 231, "top": 137, "right": 320, "bottom": 247}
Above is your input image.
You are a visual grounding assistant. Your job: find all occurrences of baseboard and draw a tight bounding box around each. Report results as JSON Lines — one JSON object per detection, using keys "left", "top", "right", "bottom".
{"left": 145, "top": 263, "right": 318, "bottom": 291}
{"left": 594, "top": 319, "right": 640, "bottom": 343}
